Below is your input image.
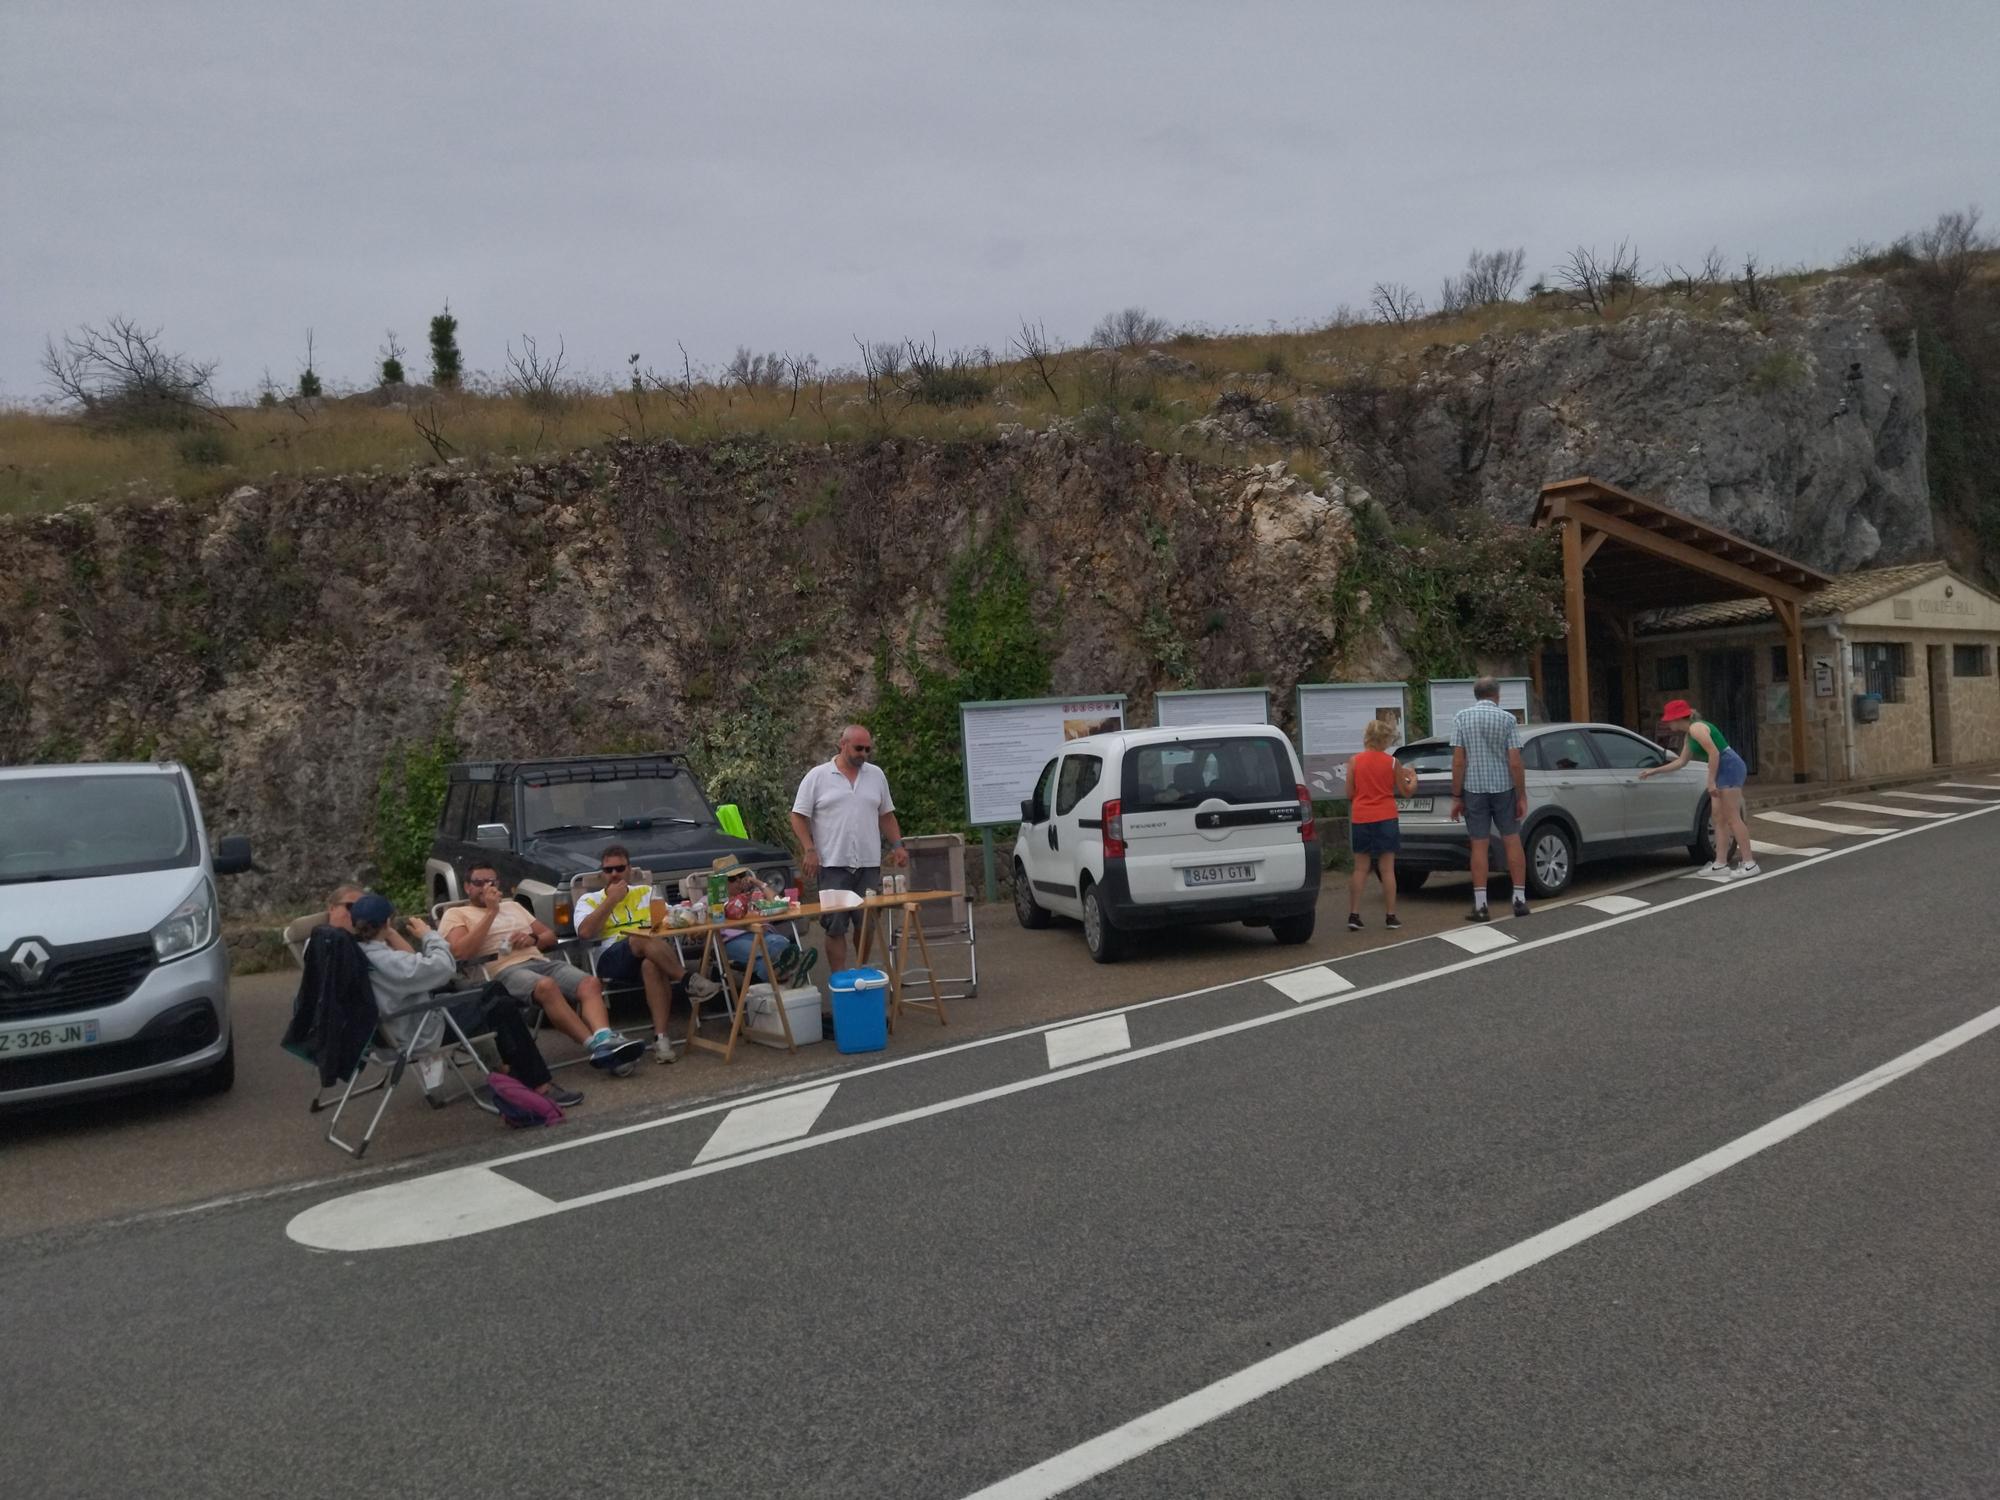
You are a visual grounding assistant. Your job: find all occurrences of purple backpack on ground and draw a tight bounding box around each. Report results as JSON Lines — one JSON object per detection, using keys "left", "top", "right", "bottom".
{"left": 487, "top": 1073, "right": 564, "bottom": 1127}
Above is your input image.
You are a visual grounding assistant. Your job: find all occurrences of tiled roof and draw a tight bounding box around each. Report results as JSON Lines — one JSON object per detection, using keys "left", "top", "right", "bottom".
{"left": 1636, "top": 561, "right": 1951, "bottom": 634}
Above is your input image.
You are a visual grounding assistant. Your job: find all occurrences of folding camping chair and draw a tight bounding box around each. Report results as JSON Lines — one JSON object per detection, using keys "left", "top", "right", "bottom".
{"left": 887, "top": 833, "right": 979, "bottom": 1003}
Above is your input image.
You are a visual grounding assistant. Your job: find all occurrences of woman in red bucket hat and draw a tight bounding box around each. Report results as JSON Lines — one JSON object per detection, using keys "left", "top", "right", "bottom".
{"left": 1639, "top": 699, "right": 1759, "bottom": 877}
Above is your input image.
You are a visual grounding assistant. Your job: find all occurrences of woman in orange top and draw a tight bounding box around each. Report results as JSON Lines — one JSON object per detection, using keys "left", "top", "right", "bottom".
{"left": 1345, "top": 718, "right": 1420, "bottom": 931}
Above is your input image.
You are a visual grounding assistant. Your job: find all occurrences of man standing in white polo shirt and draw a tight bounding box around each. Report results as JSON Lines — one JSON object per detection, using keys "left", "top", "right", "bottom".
{"left": 790, "top": 723, "right": 908, "bottom": 974}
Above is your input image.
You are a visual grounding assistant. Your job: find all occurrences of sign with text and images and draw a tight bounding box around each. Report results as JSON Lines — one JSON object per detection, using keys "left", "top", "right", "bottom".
{"left": 1427, "top": 678, "right": 1532, "bottom": 733}
{"left": 960, "top": 695, "right": 1127, "bottom": 826}
{"left": 1297, "top": 683, "right": 1409, "bottom": 799}
{"left": 1154, "top": 688, "right": 1271, "bottom": 730}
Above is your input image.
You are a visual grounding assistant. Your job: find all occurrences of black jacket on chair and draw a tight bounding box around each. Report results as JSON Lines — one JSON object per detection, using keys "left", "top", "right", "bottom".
{"left": 280, "top": 926, "right": 380, "bottom": 1086}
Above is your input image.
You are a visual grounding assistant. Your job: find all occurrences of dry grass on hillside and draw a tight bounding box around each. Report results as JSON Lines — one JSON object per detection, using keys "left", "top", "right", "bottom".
{"left": 0, "top": 277, "right": 1808, "bottom": 518}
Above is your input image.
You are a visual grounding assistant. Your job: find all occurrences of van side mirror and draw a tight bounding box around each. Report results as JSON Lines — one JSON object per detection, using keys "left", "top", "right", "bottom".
{"left": 212, "top": 835, "right": 253, "bottom": 876}
{"left": 475, "top": 822, "right": 512, "bottom": 849}
{"left": 1021, "top": 798, "right": 1045, "bottom": 824}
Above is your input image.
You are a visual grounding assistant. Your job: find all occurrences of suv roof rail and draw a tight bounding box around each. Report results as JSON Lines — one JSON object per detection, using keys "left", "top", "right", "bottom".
{"left": 447, "top": 752, "right": 692, "bottom": 784}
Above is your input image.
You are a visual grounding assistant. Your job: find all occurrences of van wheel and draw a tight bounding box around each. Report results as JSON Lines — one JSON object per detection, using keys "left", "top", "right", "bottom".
{"left": 1525, "top": 823, "right": 1576, "bottom": 899}
{"left": 1013, "top": 861, "right": 1051, "bottom": 929}
{"left": 1394, "top": 867, "right": 1431, "bottom": 894}
{"left": 1270, "top": 912, "right": 1315, "bottom": 945}
{"left": 1081, "top": 884, "right": 1123, "bottom": 964}
{"left": 191, "top": 1034, "right": 235, "bottom": 1096}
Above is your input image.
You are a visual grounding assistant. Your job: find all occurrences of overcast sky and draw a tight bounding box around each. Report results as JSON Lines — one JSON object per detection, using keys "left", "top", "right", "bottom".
{"left": 4, "top": 0, "right": 1996, "bottom": 403}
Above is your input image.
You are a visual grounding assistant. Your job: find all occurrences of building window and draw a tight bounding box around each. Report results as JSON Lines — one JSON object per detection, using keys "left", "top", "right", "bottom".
{"left": 1853, "top": 643, "right": 1908, "bottom": 703}
{"left": 1769, "top": 645, "right": 1789, "bottom": 680}
{"left": 1952, "top": 644, "right": 1992, "bottom": 678}
{"left": 1655, "top": 655, "right": 1689, "bottom": 692}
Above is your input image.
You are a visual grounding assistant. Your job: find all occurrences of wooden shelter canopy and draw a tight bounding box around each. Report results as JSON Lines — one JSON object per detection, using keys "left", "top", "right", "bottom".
{"left": 1534, "top": 477, "right": 1832, "bottom": 610}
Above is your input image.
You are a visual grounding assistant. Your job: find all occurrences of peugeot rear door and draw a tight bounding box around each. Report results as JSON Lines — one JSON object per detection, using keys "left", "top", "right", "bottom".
{"left": 1114, "top": 733, "right": 1308, "bottom": 907}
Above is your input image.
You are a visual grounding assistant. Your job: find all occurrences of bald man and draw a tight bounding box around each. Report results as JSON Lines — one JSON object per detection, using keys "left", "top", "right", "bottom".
{"left": 790, "top": 723, "right": 908, "bottom": 974}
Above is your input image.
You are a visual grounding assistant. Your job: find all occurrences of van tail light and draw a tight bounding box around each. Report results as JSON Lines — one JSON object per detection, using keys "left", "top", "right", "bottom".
{"left": 1297, "top": 783, "right": 1315, "bottom": 843}
{"left": 1103, "top": 799, "right": 1126, "bottom": 860}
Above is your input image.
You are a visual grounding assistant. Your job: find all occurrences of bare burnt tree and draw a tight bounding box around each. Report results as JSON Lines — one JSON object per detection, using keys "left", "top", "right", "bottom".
{"left": 642, "top": 342, "right": 706, "bottom": 420}
{"left": 1556, "top": 241, "right": 1641, "bottom": 314}
{"left": 412, "top": 398, "right": 456, "bottom": 461}
{"left": 1915, "top": 206, "right": 1989, "bottom": 299}
{"left": 503, "top": 333, "right": 570, "bottom": 412}
{"left": 854, "top": 336, "right": 893, "bottom": 429}
{"left": 1012, "top": 318, "right": 1065, "bottom": 407}
{"left": 784, "top": 353, "right": 817, "bottom": 417}
{"left": 1438, "top": 248, "right": 1527, "bottom": 314}
{"left": 40, "top": 316, "right": 228, "bottom": 429}
{"left": 724, "top": 346, "right": 788, "bottom": 392}
{"left": 900, "top": 334, "right": 991, "bottom": 407}
{"left": 1664, "top": 247, "right": 1727, "bottom": 297}
{"left": 1369, "top": 282, "right": 1425, "bottom": 324}
{"left": 1090, "top": 306, "right": 1169, "bottom": 350}
{"left": 1734, "top": 253, "right": 1767, "bottom": 312}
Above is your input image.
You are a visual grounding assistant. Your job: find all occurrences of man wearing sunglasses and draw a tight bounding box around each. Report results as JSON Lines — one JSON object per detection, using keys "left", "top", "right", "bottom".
{"left": 575, "top": 843, "right": 722, "bottom": 1066}
{"left": 440, "top": 861, "right": 645, "bottom": 1075}
{"left": 790, "top": 722, "right": 908, "bottom": 976}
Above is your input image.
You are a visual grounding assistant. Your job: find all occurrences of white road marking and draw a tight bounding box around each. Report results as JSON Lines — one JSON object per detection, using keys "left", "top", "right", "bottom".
{"left": 1045, "top": 1015, "right": 1132, "bottom": 1069}
{"left": 287, "top": 803, "right": 2000, "bottom": 1251}
{"left": 1936, "top": 782, "right": 2000, "bottom": 792}
{"left": 959, "top": 999, "right": 2000, "bottom": 1500}
{"left": 287, "top": 1166, "right": 557, "bottom": 1252}
{"left": 1756, "top": 810, "right": 1888, "bottom": 836}
{"left": 1739, "top": 840, "right": 1829, "bottom": 857}
{"left": 1884, "top": 790, "right": 1991, "bottom": 805}
{"left": 1438, "top": 925, "right": 1515, "bottom": 954}
{"left": 1683, "top": 871, "right": 1737, "bottom": 884}
{"left": 1579, "top": 895, "right": 1649, "bottom": 915}
{"left": 1264, "top": 966, "right": 1355, "bottom": 1003}
{"left": 693, "top": 1084, "right": 838, "bottom": 1165}
{"left": 1823, "top": 799, "right": 1952, "bottom": 821}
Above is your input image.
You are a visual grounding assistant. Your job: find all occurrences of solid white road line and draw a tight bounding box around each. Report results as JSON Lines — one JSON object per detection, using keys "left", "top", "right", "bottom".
{"left": 1438, "top": 925, "right": 1515, "bottom": 954}
{"left": 1823, "top": 799, "right": 1952, "bottom": 821}
{"left": 1884, "top": 790, "right": 1992, "bottom": 806}
{"left": 287, "top": 803, "right": 2000, "bottom": 1252}
{"left": 1265, "top": 967, "right": 1356, "bottom": 1004}
{"left": 1683, "top": 871, "right": 1736, "bottom": 884}
{"left": 1045, "top": 1015, "right": 1133, "bottom": 1070}
{"left": 1740, "top": 840, "right": 1830, "bottom": 857}
{"left": 959, "top": 999, "right": 2000, "bottom": 1500}
{"left": 1756, "top": 810, "right": 1888, "bottom": 836}
{"left": 693, "top": 1084, "right": 838, "bottom": 1165}
{"left": 1936, "top": 782, "right": 2000, "bottom": 792}
{"left": 1579, "top": 895, "right": 1649, "bottom": 915}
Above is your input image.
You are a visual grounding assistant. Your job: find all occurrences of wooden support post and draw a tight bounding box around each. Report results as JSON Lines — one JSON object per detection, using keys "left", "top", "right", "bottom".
{"left": 1529, "top": 646, "right": 1546, "bottom": 719}
{"left": 1774, "top": 596, "right": 1809, "bottom": 783}
{"left": 1562, "top": 518, "right": 1591, "bottom": 725}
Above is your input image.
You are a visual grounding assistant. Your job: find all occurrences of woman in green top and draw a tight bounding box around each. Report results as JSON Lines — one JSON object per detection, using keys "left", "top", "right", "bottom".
{"left": 1639, "top": 698, "right": 1759, "bottom": 877}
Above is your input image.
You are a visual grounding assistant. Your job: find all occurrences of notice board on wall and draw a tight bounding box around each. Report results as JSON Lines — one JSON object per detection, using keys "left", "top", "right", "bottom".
{"left": 1427, "top": 677, "right": 1531, "bottom": 730}
{"left": 959, "top": 695, "right": 1127, "bottom": 826}
{"left": 1154, "top": 688, "right": 1271, "bottom": 729}
{"left": 1296, "top": 683, "right": 1410, "bottom": 798}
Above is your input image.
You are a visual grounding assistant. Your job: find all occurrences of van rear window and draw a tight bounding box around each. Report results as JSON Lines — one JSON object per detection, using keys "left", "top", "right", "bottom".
{"left": 1121, "top": 737, "right": 1293, "bottom": 812}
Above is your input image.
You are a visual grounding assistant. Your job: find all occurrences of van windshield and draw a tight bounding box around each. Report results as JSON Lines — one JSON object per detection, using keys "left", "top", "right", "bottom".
{"left": 0, "top": 774, "right": 198, "bottom": 883}
{"left": 1122, "top": 737, "right": 1294, "bottom": 812}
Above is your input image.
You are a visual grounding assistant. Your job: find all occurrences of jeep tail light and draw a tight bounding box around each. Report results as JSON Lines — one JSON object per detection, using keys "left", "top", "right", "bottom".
{"left": 1297, "top": 783, "right": 1315, "bottom": 842}
{"left": 1103, "top": 799, "right": 1126, "bottom": 860}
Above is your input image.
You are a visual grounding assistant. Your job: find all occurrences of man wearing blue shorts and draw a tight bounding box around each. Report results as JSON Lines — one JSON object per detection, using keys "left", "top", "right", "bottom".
{"left": 1449, "top": 677, "right": 1531, "bottom": 922}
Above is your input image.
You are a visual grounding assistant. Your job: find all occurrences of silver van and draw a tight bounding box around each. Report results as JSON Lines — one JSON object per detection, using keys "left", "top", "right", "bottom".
{"left": 0, "top": 762, "right": 251, "bottom": 1105}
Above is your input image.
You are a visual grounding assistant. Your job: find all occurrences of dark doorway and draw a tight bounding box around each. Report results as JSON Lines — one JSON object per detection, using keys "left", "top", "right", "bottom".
{"left": 1700, "top": 649, "right": 1757, "bottom": 774}
{"left": 1927, "top": 645, "right": 1951, "bottom": 764}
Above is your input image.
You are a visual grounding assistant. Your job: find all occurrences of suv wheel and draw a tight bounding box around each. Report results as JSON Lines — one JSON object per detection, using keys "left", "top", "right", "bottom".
{"left": 1013, "top": 861, "right": 1051, "bottom": 929}
{"left": 1270, "top": 911, "right": 1315, "bottom": 945}
{"left": 1081, "top": 883, "right": 1123, "bottom": 964}
{"left": 1526, "top": 822, "right": 1576, "bottom": 899}
{"left": 190, "top": 1033, "right": 235, "bottom": 1096}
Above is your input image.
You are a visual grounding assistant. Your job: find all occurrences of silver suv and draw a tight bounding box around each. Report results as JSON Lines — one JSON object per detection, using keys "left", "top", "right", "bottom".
{"left": 0, "top": 763, "right": 251, "bottom": 1105}
{"left": 1391, "top": 722, "right": 1711, "bottom": 899}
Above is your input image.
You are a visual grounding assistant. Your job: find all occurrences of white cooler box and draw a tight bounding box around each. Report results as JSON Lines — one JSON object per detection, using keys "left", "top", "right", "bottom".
{"left": 743, "top": 984, "right": 824, "bottom": 1048}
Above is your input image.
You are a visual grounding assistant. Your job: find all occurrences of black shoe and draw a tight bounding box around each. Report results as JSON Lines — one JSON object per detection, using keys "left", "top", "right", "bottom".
{"left": 1346, "top": 914, "right": 1364, "bottom": 932}
{"left": 1466, "top": 906, "right": 1491, "bottom": 923}
{"left": 1512, "top": 897, "right": 1531, "bottom": 919}
{"left": 1384, "top": 914, "right": 1402, "bottom": 930}
{"left": 544, "top": 1084, "right": 585, "bottom": 1109}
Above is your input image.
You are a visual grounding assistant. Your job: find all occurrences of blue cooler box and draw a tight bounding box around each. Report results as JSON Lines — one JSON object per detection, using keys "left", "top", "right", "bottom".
{"left": 829, "top": 967, "right": 889, "bottom": 1053}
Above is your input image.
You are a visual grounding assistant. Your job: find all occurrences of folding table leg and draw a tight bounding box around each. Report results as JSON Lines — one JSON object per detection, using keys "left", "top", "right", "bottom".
{"left": 749, "top": 925, "right": 796, "bottom": 1052}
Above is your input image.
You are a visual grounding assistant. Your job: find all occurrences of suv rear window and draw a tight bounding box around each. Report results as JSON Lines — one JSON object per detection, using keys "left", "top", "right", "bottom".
{"left": 1122, "top": 736, "right": 1293, "bottom": 812}
{"left": 1394, "top": 741, "right": 1455, "bottom": 775}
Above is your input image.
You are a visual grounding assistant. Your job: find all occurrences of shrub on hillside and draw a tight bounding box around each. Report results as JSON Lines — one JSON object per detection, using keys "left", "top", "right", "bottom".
{"left": 40, "top": 317, "right": 224, "bottom": 431}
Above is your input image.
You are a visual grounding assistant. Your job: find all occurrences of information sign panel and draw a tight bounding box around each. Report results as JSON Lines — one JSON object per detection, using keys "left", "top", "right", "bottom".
{"left": 1296, "top": 683, "right": 1409, "bottom": 798}
{"left": 1155, "top": 688, "right": 1271, "bottom": 729}
{"left": 1427, "top": 677, "right": 1531, "bottom": 730}
{"left": 959, "top": 695, "right": 1126, "bottom": 826}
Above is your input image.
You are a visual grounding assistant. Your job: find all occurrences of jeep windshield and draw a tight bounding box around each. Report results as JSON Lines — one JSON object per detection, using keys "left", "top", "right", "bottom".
{"left": 523, "top": 775, "right": 713, "bottom": 837}
{"left": 0, "top": 773, "right": 198, "bottom": 883}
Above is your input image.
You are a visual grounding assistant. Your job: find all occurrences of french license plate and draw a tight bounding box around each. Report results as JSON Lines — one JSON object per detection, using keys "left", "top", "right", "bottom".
{"left": 1184, "top": 863, "right": 1257, "bottom": 888}
{"left": 1397, "top": 797, "right": 1434, "bottom": 812}
{"left": 0, "top": 1018, "right": 100, "bottom": 1057}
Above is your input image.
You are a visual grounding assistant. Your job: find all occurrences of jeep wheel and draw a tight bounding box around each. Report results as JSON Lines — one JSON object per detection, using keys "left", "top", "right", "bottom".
{"left": 1081, "top": 884, "right": 1123, "bottom": 964}
{"left": 1014, "top": 861, "right": 1051, "bottom": 929}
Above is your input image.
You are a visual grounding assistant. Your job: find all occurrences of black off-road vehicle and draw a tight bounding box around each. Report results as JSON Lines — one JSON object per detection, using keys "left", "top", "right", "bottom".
{"left": 424, "top": 754, "right": 794, "bottom": 934}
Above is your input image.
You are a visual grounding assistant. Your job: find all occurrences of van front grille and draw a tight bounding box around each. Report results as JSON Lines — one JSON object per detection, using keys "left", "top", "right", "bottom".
{"left": 0, "top": 939, "right": 156, "bottom": 1021}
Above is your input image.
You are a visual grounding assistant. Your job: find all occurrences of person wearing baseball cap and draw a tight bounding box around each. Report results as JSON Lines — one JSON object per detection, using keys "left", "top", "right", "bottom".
{"left": 1639, "top": 699, "right": 1760, "bottom": 877}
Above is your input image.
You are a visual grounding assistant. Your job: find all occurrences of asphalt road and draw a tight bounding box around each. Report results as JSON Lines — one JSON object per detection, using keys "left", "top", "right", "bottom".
{"left": 4, "top": 801, "right": 1996, "bottom": 1498}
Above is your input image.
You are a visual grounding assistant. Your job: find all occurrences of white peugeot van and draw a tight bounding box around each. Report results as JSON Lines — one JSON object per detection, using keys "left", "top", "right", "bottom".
{"left": 1012, "top": 726, "right": 1320, "bottom": 962}
{"left": 0, "top": 762, "right": 251, "bottom": 1105}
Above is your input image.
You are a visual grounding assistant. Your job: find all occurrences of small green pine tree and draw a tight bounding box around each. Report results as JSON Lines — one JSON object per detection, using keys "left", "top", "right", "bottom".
{"left": 298, "top": 368, "right": 322, "bottom": 399}
{"left": 380, "top": 355, "right": 405, "bottom": 385}
{"left": 429, "top": 304, "right": 462, "bottom": 390}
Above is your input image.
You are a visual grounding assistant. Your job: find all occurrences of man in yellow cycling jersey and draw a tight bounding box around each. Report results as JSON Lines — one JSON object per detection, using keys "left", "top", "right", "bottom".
{"left": 575, "top": 843, "right": 722, "bottom": 1064}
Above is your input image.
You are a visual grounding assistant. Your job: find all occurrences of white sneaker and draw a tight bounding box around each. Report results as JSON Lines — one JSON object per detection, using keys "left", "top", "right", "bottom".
{"left": 1732, "top": 862, "right": 1763, "bottom": 879}
{"left": 652, "top": 1034, "right": 677, "bottom": 1065}
{"left": 686, "top": 972, "right": 722, "bottom": 1000}
{"left": 417, "top": 1057, "right": 446, "bottom": 1094}
{"left": 1704, "top": 861, "right": 1731, "bottom": 874}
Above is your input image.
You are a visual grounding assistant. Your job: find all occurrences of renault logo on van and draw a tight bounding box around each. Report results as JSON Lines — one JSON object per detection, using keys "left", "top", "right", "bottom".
{"left": 9, "top": 939, "right": 51, "bottom": 983}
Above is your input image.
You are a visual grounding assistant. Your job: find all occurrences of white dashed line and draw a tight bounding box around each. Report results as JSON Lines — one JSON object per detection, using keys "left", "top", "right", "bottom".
{"left": 1883, "top": 790, "right": 1991, "bottom": 806}
{"left": 1579, "top": 895, "right": 1649, "bottom": 915}
{"left": 1264, "top": 966, "right": 1355, "bottom": 1004}
{"left": 1822, "top": 799, "right": 1952, "bottom": 821}
{"left": 1045, "top": 1015, "right": 1132, "bottom": 1070}
{"left": 1756, "top": 810, "right": 1888, "bottom": 836}
{"left": 1438, "top": 925, "right": 1516, "bottom": 954}
{"left": 693, "top": 1085, "right": 839, "bottom": 1165}
{"left": 1936, "top": 783, "right": 2000, "bottom": 792}
{"left": 1740, "top": 840, "right": 1829, "bottom": 857}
